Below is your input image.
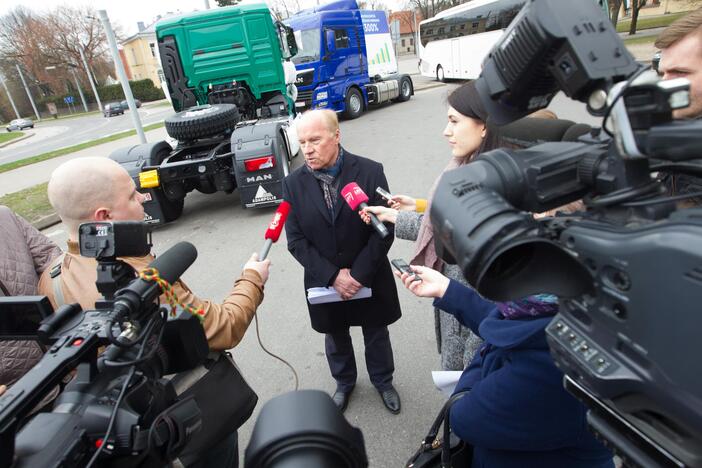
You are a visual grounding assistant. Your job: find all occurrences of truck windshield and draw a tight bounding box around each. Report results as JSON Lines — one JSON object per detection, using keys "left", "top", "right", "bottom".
{"left": 292, "top": 29, "right": 321, "bottom": 64}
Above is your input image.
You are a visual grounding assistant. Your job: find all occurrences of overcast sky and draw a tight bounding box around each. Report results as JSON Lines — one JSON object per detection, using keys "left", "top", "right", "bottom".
{"left": 0, "top": 0, "right": 404, "bottom": 37}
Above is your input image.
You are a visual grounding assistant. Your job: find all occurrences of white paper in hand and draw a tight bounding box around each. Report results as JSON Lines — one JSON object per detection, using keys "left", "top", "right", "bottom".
{"left": 306, "top": 287, "right": 372, "bottom": 304}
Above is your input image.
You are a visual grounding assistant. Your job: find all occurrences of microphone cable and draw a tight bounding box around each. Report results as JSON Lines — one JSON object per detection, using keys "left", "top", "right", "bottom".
{"left": 253, "top": 312, "right": 299, "bottom": 391}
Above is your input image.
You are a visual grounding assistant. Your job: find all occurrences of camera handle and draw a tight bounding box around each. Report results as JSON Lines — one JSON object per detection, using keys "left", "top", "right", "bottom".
{"left": 0, "top": 331, "right": 101, "bottom": 467}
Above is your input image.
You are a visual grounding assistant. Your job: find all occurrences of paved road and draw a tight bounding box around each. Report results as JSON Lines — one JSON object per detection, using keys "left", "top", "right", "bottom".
{"left": 42, "top": 84, "right": 601, "bottom": 466}
{"left": 0, "top": 103, "right": 173, "bottom": 164}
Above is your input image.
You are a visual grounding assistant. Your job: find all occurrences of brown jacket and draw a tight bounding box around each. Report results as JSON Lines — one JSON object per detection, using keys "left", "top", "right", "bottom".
{"left": 0, "top": 206, "right": 61, "bottom": 388}
{"left": 38, "top": 241, "right": 264, "bottom": 351}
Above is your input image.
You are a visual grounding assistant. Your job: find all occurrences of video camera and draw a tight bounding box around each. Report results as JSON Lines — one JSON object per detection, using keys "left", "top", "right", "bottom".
{"left": 430, "top": 0, "right": 702, "bottom": 466}
{"left": 0, "top": 222, "right": 210, "bottom": 467}
{"left": 0, "top": 222, "right": 369, "bottom": 468}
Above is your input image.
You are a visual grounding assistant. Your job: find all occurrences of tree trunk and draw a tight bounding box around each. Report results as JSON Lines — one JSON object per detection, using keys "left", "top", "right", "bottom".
{"left": 610, "top": 0, "right": 623, "bottom": 27}
{"left": 629, "top": 0, "right": 644, "bottom": 35}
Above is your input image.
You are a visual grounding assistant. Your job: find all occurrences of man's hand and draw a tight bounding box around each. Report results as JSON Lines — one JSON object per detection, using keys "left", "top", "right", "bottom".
{"left": 333, "top": 268, "right": 362, "bottom": 300}
{"left": 0, "top": 385, "right": 6, "bottom": 396}
{"left": 360, "top": 206, "right": 397, "bottom": 224}
{"left": 389, "top": 194, "right": 417, "bottom": 211}
{"left": 243, "top": 252, "right": 271, "bottom": 284}
{"left": 394, "top": 265, "right": 449, "bottom": 299}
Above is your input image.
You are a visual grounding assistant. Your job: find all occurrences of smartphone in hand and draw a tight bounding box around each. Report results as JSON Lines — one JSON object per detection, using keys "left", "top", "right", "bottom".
{"left": 376, "top": 187, "right": 393, "bottom": 201}
{"left": 391, "top": 259, "right": 422, "bottom": 282}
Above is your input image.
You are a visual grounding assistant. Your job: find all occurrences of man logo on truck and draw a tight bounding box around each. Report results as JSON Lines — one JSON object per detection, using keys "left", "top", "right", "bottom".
{"left": 246, "top": 174, "right": 274, "bottom": 183}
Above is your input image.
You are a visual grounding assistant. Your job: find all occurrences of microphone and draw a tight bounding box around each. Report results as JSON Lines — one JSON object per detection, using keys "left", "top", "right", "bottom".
{"left": 260, "top": 201, "right": 291, "bottom": 260}
{"left": 113, "top": 241, "right": 198, "bottom": 320}
{"left": 341, "top": 182, "right": 389, "bottom": 239}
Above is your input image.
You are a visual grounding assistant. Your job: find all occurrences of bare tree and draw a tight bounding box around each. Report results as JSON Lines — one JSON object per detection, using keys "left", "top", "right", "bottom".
{"left": 628, "top": 0, "right": 647, "bottom": 35}
{"left": 609, "top": 0, "right": 624, "bottom": 27}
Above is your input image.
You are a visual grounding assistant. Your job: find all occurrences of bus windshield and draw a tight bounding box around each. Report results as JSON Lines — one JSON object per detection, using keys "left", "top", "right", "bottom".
{"left": 292, "top": 29, "right": 321, "bottom": 64}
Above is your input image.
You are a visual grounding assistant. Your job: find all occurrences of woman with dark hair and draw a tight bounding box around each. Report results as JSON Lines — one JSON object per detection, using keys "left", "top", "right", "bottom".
{"left": 362, "top": 81, "right": 501, "bottom": 371}
{"left": 396, "top": 265, "right": 615, "bottom": 468}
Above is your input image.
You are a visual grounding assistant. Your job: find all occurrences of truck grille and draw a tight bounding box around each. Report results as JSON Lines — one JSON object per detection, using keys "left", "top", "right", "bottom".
{"left": 295, "top": 89, "right": 313, "bottom": 111}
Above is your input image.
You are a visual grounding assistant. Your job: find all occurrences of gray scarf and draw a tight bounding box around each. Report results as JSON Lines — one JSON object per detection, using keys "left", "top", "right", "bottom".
{"left": 310, "top": 147, "right": 344, "bottom": 218}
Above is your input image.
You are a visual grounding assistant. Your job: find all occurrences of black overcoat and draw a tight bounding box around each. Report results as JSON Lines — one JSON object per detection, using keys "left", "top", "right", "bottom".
{"left": 283, "top": 149, "right": 402, "bottom": 333}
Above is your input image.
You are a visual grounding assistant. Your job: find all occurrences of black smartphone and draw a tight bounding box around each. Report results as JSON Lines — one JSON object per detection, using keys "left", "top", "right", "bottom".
{"left": 376, "top": 187, "right": 393, "bottom": 201}
{"left": 391, "top": 259, "right": 421, "bottom": 282}
{"left": 0, "top": 296, "right": 53, "bottom": 340}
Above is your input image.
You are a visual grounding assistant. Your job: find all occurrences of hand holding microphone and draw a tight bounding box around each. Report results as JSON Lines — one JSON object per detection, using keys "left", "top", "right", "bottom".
{"left": 259, "top": 201, "right": 291, "bottom": 260}
{"left": 341, "top": 182, "right": 389, "bottom": 239}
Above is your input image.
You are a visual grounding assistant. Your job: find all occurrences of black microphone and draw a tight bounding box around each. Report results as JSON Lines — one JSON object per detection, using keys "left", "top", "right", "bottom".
{"left": 113, "top": 242, "right": 198, "bottom": 320}
{"left": 341, "top": 182, "right": 389, "bottom": 239}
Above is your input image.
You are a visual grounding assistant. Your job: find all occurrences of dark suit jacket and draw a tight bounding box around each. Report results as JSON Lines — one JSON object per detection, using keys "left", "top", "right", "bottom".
{"left": 283, "top": 148, "right": 402, "bottom": 333}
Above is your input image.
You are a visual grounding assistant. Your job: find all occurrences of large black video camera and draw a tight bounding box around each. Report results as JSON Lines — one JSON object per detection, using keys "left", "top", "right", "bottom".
{"left": 430, "top": 0, "right": 702, "bottom": 466}
{"left": 0, "top": 222, "right": 369, "bottom": 468}
{"left": 0, "top": 222, "right": 210, "bottom": 467}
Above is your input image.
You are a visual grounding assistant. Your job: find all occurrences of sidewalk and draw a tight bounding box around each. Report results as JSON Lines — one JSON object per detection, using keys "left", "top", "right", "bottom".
{"left": 0, "top": 126, "right": 169, "bottom": 197}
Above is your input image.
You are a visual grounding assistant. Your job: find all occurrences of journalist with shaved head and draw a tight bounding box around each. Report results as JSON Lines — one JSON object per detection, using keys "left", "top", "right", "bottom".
{"left": 38, "top": 156, "right": 269, "bottom": 467}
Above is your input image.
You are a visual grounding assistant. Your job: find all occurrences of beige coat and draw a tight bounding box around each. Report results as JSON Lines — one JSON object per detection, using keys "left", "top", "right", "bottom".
{"left": 39, "top": 241, "right": 264, "bottom": 351}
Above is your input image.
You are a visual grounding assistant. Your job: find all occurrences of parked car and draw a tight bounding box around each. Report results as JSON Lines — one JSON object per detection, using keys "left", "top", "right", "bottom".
{"left": 652, "top": 50, "right": 661, "bottom": 74}
{"left": 5, "top": 118, "right": 34, "bottom": 132}
{"left": 103, "top": 102, "right": 124, "bottom": 117}
{"left": 120, "top": 99, "right": 142, "bottom": 110}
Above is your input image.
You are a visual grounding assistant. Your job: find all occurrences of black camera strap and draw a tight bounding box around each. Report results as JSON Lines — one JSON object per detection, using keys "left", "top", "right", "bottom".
{"left": 48, "top": 253, "right": 66, "bottom": 307}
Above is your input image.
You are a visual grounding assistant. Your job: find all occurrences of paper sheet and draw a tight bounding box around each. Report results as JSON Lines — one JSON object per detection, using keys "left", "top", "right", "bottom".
{"left": 432, "top": 371, "right": 463, "bottom": 397}
{"left": 306, "top": 287, "right": 372, "bottom": 304}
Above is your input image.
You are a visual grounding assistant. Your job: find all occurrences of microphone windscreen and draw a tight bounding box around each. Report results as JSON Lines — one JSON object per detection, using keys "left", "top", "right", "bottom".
{"left": 264, "top": 201, "right": 291, "bottom": 242}
{"left": 148, "top": 242, "right": 198, "bottom": 284}
{"left": 340, "top": 182, "right": 369, "bottom": 211}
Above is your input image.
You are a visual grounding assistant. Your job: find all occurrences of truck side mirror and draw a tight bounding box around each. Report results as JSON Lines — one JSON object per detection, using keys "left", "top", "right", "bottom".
{"left": 325, "top": 29, "right": 336, "bottom": 57}
{"left": 277, "top": 22, "right": 298, "bottom": 60}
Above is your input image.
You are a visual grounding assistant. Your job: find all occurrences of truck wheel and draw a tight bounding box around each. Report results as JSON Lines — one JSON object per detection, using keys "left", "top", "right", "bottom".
{"left": 436, "top": 65, "right": 445, "bottom": 83}
{"left": 394, "top": 77, "right": 413, "bottom": 102}
{"left": 343, "top": 88, "right": 364, "bottom": 120}
{"left": 165, "top": 103, "right": 240, "bottom": 141}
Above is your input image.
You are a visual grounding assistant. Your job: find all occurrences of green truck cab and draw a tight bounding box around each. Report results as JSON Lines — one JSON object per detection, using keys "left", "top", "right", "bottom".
{"left": 110, "top": 4, "right": 301, "bottom": 224}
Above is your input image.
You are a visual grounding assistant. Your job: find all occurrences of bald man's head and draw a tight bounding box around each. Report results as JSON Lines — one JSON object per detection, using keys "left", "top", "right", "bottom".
{"left": 48, "top": 157, "right": 145, "bottom": 238}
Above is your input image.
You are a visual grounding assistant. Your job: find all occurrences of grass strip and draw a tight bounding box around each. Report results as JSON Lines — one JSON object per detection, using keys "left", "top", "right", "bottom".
{"left": 0, "top": 132, "right": 24, "bottom": 144}
{"left": 616, "top": 11, "right": 687, "bottom": 33}
{"left": 623, "top": 35, "right": 657, "bottom": 46}
{"left": 0, "top": 121, "right": 165, "bottom": 174}
{"left": 0, "top": 182, "right": 52, "bottom": 224}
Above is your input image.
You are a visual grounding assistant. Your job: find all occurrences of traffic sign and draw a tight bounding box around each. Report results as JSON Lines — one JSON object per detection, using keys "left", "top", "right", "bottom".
{"left": 64, "top": 95, "right": 74, "bottom": 104}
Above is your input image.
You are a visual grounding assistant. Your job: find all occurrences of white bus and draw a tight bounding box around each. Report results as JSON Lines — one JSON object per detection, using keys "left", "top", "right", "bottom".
{"left": 418, "top": 0, "right": 526, "bottom": 81}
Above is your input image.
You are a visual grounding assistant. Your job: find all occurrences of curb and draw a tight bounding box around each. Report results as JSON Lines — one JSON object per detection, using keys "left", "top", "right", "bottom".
{"left": 0, "top": 132, "right": 34, "bottom": 149}
{"left": 33, "top": 212, "right": 61, "bottom": 231}
{"left": 414, "top": 82, "right": 447, "bottom": 93}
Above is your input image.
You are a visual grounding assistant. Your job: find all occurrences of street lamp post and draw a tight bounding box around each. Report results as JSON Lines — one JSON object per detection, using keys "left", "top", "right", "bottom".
{"left": 97, "top": 9, "right": 146, "bottom": 144}
{"left": 69, "top": 66, "right": 89, "bottom": 112}
{"left": 0, "top": 73, "right": 21, "bottom": 119}
{"left": 79, "top": 46, "right": 103, "bottom": 111}
{"left": 15, "top": 64, "right": 41, "bottom": 121}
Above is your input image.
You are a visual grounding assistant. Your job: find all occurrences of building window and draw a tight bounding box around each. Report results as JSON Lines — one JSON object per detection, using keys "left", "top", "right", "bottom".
{"left": 149, "top": 43, "right": 156, "bottom": 57}
{"left": 401, "top": 38, "right": 406, "bottom": 46}
{"left": 410, "top": 38, "right": 414, "bottom": 46}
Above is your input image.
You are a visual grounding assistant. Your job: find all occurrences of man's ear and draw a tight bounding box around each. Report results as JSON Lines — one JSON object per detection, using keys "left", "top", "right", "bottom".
{"left": 94, "top": 207, "right": 111, "bottom": 221}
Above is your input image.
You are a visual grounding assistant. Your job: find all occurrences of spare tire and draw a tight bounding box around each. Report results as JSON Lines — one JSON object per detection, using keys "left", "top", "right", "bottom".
{"left": 165, "top": 104, "right": 240, "bottom": 140}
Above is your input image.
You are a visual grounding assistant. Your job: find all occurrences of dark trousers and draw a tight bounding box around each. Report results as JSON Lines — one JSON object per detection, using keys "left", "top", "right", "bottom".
{"left": 325, "top": 325, "right": 395, "bottom": 393}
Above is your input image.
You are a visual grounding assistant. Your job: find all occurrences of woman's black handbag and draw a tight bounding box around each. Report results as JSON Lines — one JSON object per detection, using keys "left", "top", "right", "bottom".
{"left": 172, "top": 351, "right": 258, "bottom": 461}
{"left": 406, "top": 391, "right": 473, "bottom": 468}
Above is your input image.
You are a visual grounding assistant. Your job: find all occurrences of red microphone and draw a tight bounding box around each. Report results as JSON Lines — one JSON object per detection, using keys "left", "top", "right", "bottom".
{"left": 341, "top": 182, "right": 389, "bottom": 239}
{"left": 259, "top": 201, "right": 291, "bottom": 260}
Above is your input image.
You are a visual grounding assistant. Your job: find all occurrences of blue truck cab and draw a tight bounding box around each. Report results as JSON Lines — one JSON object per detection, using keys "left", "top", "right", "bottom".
{"left": 285, "top": 0, "right": 413, "bottom": 119}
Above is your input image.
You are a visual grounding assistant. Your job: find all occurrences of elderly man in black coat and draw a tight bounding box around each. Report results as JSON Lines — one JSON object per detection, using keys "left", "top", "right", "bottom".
{"left": 283, "top": 109, "right": 402, "bottom": 414}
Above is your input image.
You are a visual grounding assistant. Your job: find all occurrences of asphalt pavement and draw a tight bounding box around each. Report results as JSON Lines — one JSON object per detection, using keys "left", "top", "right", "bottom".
{"left": 40, "top": 84, "right": 602, "bottom": 466}
{"left": 0, "top": 102, "right": 173, "bottom": 165}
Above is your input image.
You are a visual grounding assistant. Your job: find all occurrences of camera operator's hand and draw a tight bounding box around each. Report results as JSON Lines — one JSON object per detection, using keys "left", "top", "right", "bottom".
{"left": 360, "top": 205, "right": 398, "bottom": 224}
{"left": 333, "top": 268, "right": 362, "bottom": 300}
{"left": 394, "top": 265, "right": 450, "bottom": 299}
{"left": 388, "top": 194, "right": 417, "bottom": 211}
{"left": 244, "top": 252, "right": 271, "bottom": 284}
